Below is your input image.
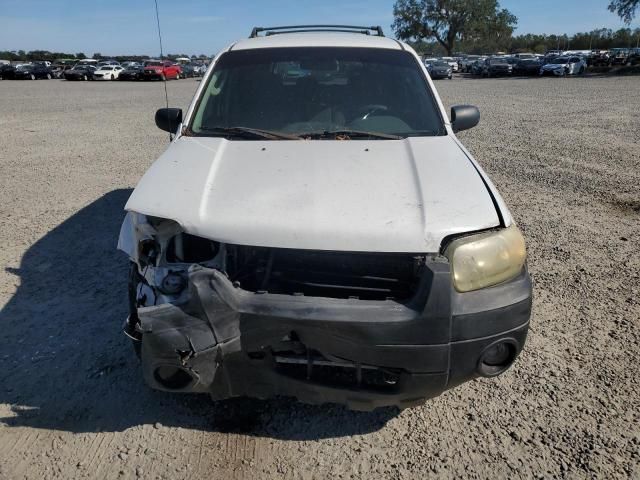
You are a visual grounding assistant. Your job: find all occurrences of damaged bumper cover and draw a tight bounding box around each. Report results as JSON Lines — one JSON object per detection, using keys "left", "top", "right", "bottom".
{"left": 133, "top": 259, "right": 531, "bottom": 411}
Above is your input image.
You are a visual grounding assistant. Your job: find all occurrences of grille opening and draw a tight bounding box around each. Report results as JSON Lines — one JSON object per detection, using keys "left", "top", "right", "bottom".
{"left": 273, "top": 350, "right": 401, "bottom": 392}
{"left": 225, "top": 246, "right": 423, "bottom": 301}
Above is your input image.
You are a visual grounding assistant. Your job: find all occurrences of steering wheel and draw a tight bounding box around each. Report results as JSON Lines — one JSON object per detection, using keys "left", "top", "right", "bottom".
{"left": 359, "top": 104, "right": 388, "bottom": 120}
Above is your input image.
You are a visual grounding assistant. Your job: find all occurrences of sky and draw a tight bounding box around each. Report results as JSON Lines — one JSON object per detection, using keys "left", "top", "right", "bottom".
{"left": 0, "top": 0, "right": 634, "bottom": 56}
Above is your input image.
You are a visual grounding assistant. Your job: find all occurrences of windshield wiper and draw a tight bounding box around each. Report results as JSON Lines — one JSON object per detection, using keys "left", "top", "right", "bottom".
{"left": 195, "top": 126, "right": 300, "bottom": 140}
{"left": 298, "top": 129, "right": 403, "bottom": 140}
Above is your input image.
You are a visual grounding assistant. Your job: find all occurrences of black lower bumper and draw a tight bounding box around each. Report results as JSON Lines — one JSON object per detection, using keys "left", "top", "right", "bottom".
{"left": 133, "top": 260, "right": 532, "bottom": 410}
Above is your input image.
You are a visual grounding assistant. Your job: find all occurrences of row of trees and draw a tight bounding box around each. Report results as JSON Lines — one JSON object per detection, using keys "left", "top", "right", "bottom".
{"left": 0, "top": 50, "right": 211, "bottom": 62}
{"left": 394, "top": 0, "right": 640, "bottom": 55}
{"left": 410, "top": 27, "right": 640, "bottom": 56}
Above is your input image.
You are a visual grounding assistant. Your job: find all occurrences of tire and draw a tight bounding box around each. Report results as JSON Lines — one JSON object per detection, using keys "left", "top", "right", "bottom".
{"left": 579, "top": 66, "right": 585, "bottom": 75}
{"left": 46, "top": 73, "right": 52, "bottom": 80}
{"left": 30, "top": 73, "right": 36, "bottom": 80}
{"left": 83, "top": 74, "right": 87, "bottom": 81}
{"left": 111, "top": 74, "right": 114, "bottom": 80}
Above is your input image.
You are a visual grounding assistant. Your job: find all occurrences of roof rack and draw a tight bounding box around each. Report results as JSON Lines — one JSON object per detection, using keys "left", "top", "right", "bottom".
{"left": 250, "top": 25, "right": 385, "bottom": 38}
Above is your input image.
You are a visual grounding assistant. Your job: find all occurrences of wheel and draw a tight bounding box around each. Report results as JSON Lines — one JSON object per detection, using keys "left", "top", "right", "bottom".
{"left": 46, "top": 73, "right": 52, "bottom": 80}
{"left": 83, "top": 74, "right": 87, "bottom": 81}
{"left": 448, "top": 74, "right": 452, "bottom": 80}
{"left": 579, "top": 66, "right": 585, "bottom": 74}
{"left": 110, "top": 74, "right": 114, "bottom": 80}
{"left": 30, "top": 73, "right": 36, "bottom": 80}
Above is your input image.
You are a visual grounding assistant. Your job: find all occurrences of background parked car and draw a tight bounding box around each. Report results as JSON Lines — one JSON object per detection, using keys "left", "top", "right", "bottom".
{"left": 143, "top": 60, "right": 181, "bottom": 80}
{"left": 540, "top": 56, "right": 586, "bottom": 76}
{"left": 64, "top": 64, "right": 96, "bottom": 81}
{"left": 513, "top": 58, "right": 544, "bottom": 75}
{"left": 609, "top": 48, "right": 631, "bottom": 65}
{"left": 93, "top": 65, "right": 124, "bottom": 80}
{"left": 422, "top": 57, "right": 438, "bottom": 69}
{"left": 459, "top": 55, "right": 481, "bottom": 72}
{"left": 12, "top": 64, "right": 53, "bottom": 80}
{"left": 481, "top": 58, "right": 513, "bottom": 77}
{"left": 427, "top": 60, "right": 453, "bottom": 79}
{"left": 179, "top": 63, "right": 196, "bottom": 78}
{"left": 193, "top": 63, "right": 207, "bottom": 76}
{"left": 118, "top": 65, "right": 144, "bottom": 81}
{"left": 440, "top": 56, "right": 459, "bottom": 72}
{"left": 470, "top": 58, "right": 486, "bottom": 75}
{"left": 51, "top": 64, "right": 73, "bottom": 79}
{"left": 0, "top": 64, "right": 15, "bottom": 80}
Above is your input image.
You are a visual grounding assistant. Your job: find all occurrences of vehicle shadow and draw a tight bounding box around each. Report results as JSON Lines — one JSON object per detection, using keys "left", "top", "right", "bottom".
{"left": 0, "top": 189, "right": 397, "bottom": 439}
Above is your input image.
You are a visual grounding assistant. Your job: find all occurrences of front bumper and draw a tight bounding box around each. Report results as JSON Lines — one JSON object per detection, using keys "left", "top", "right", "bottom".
{"left": 132, "top": 260, "right": 532, "bottom": 410}
{"left": 430, "top": 71, "right": 451, "bottom": 79}
{"left": 143, "top": 71, "right": 164, "bottom": 79}
{"left": 541, "top": 68, "right": 565, "bottom": 76}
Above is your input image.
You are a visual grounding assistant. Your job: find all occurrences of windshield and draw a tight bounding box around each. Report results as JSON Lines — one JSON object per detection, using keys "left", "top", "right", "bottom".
{"left": 146, "top": 61, "right": 162, "bottom": 66}
{"left": 432, "top": 61, "right": 450, "bottom": 67}
{"left": 190, "top": 47, "right": 444, "bottom": 139}
{"left": 552, "top": 58, "right": 568, "bottom": 64}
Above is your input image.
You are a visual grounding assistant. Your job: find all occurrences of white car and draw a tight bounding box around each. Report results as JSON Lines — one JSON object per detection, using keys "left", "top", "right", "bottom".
{"left": 93, "top": 65, "right": 124, "bottom": 80}
{"left": 540, "top": 56, "right": 587, "bottom": 76}
{"left": 441, "top": 56, "right": 459, "bottom": 72}
{"left": 119, "top": 25, "right": 532, "bottom": 410}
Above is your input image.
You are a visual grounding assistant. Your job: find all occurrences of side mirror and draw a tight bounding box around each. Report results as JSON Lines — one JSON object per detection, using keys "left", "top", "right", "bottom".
{"left": 155, "top": 107, "right": 182, "bottom": 133}
{"left": 450, "top": 105, "right": 480, "bottom": 133}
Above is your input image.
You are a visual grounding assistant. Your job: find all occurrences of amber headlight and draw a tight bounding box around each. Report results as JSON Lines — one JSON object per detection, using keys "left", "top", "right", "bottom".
{"left": 445, "top": 224, "right": 527, "bottom": 292}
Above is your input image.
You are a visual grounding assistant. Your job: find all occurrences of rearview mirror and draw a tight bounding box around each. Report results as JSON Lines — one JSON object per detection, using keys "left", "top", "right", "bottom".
{"left": 155, "top": 107, "right": 182, "bottom": 133}
{"left": 450, "top": 105, "right": 480, "bottom": 133}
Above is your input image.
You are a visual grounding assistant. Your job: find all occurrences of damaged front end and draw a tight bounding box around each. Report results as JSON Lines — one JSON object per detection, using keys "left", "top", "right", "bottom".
{"left": 118, "top": 213, "right": 530, "bottom": 410}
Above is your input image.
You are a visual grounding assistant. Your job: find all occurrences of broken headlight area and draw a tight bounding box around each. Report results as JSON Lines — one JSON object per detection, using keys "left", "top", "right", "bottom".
{"left": 118, "top": 213, "right": 225, "bottom": 343}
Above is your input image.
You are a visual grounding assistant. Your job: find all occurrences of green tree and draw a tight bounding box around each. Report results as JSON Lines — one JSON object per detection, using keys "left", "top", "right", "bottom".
{"left": 75, "top": 52, "right": 86, "bottom": 59}
{"left": 609, "top": 0, "right": 639, "bottom": 23}
{"left": 392, "top": 0, "right": 517, "bottom": 55}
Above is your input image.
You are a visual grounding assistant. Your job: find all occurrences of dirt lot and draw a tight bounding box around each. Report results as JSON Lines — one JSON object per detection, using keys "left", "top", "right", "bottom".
{"left": 0, "top": 75, "right": 638, "bottom": 480}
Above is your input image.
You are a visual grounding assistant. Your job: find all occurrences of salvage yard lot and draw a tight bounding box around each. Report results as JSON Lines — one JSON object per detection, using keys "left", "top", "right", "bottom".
{"left": 0, "top": 76, "right": 638, "bottom": 479}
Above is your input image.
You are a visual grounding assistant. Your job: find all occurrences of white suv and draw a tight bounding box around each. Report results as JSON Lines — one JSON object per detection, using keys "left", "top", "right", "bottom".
{"left": 119, "top": 25, "right": 532, "bottom": 410}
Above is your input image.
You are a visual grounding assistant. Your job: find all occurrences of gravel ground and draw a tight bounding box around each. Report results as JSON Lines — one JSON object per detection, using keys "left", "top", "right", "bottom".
{"left": 0, "top": 75, "right": 638, "bottom": 480}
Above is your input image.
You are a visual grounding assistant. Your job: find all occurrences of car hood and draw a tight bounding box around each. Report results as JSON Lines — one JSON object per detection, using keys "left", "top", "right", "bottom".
{"left": 124, "top": 136, "right": 500, "bottom": 253}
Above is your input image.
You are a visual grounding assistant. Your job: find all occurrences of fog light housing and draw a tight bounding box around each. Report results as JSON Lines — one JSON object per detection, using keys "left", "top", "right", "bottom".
{"left": 477, "top": 339, "right": 518, "bottom": 377}
{"left": 154, "top": 366, "right": 194, "bottom": 390}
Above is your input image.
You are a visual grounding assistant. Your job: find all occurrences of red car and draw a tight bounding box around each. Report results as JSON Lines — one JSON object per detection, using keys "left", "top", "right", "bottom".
{"left": 143, "top": 61, "right": 182, "bottom": 80}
